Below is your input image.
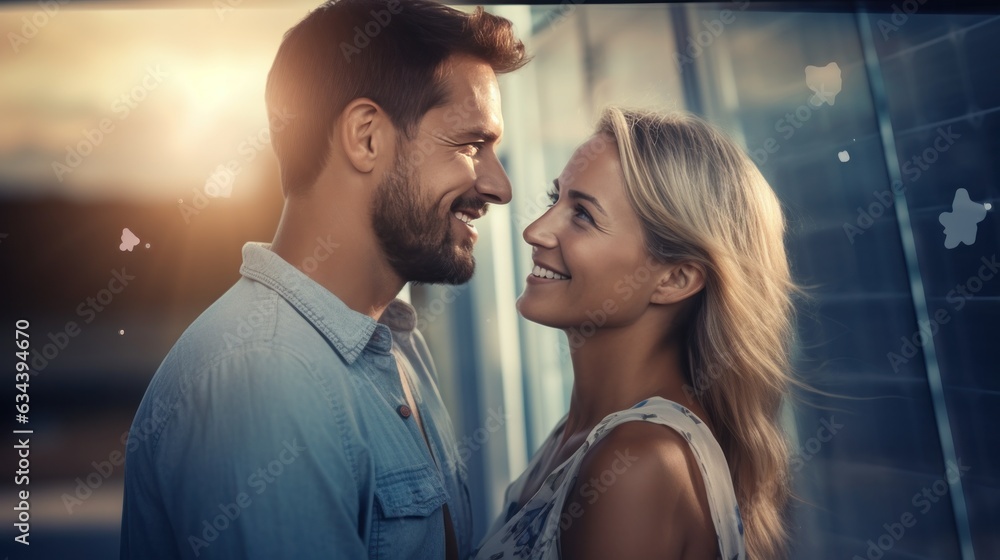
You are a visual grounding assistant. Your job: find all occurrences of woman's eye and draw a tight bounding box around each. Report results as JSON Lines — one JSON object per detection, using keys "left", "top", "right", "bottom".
{"left": 545, "top": 189, "right": 594, "bottom": 225}
{"left": 574, "top": 205, "right": 595, "bottom": 225}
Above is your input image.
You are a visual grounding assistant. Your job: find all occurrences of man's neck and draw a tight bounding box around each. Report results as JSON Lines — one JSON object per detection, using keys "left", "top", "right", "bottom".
{"left": 270, "top": 195, "right": 405, "bottom": 321}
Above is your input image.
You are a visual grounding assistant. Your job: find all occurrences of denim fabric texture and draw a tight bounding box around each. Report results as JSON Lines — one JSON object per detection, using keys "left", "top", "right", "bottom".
{"left": 120, "top": 242, "right": 472, "bottom": 559}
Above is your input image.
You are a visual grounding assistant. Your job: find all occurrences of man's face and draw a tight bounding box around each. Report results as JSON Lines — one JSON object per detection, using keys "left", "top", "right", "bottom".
{"left": 372, "top": 54, "right": 511, "bottom": 285}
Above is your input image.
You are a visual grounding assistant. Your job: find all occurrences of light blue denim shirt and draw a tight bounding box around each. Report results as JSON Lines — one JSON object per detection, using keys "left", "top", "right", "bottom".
{"left": 120, "top": 242, "right": 472, "bottom": 559}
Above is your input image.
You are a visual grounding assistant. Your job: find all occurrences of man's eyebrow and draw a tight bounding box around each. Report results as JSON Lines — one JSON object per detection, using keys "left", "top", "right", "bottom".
{"left": 554, "top": 178, "right": 607, "bottom": 216}
{"left": 454, "top": 128, "right": 500, "bottom": 143}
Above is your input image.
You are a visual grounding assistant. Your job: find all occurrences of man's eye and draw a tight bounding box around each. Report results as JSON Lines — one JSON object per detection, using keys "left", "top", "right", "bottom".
{"left": 464, "top": 142, "right": 484, "bottom": 155}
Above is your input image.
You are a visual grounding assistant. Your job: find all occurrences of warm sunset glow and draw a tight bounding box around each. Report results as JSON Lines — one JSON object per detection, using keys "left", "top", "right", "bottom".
{"left": 0, "top": 3, "right": 315, "bottom": 202}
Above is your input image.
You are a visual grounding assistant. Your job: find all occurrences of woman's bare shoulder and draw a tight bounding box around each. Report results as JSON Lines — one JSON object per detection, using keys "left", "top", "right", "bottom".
{"left": 559, "top": 421, "right": 718, "bottom": 560}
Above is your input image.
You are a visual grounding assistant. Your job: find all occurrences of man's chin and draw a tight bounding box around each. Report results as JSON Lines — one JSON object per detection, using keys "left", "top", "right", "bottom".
{"left": 396, "top": 253, "right": 475, "bottom": 286}
{"left": 436, "top": 257, "right": 475, "bottom": 285}
{"left": 431, "top": 245, "right": 475, "bottom": 285}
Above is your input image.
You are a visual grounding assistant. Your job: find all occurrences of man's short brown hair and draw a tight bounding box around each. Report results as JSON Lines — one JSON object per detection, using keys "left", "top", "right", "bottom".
{"left": 265, "top": 0, "right": 529, "bottom": 195}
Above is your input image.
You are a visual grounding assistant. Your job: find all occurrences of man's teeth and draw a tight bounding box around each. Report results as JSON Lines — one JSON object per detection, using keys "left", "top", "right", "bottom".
{"left": 532, "top": 265, "right": 568, "bottom": 280}
{"left": 454, "top": 211, "right": 474, "bottom": 225}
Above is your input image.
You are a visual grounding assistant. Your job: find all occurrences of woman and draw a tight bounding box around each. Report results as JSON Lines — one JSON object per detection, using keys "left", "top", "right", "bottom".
{"left": 474, "top": 107, "right": 795, "bottom": 560}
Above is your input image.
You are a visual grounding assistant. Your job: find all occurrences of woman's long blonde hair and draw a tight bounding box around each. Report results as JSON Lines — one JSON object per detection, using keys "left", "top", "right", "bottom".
{"left": 597, "top": 107, "right": 795, "bottom": 559}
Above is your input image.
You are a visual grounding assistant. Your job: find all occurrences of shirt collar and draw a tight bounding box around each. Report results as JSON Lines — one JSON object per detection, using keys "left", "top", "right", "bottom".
{"left": 239, "top": 242, "right": 416, "bottom": 364}
{"left": 378, "top": 298, "right": 417, "bottom": 332}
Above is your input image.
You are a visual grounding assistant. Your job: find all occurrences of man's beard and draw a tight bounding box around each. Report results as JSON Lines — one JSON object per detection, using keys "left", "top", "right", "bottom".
{"left": 371, "top": 149, "right": 480, "bottom": 285}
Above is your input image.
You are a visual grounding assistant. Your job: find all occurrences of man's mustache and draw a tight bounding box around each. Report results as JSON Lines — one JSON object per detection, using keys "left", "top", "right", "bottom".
{"left": 452, "top": 197, "right": 490, "bottom": 219}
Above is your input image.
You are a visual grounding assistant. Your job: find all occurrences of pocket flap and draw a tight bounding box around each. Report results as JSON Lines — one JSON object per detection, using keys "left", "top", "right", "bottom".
{"left": 374, "top": 463, "right": 449, "bottom": 518}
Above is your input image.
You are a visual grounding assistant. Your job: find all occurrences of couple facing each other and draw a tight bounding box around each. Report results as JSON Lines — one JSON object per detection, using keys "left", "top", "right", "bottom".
{"left": 120, "top": 1, "right": 795, "bottom": 559}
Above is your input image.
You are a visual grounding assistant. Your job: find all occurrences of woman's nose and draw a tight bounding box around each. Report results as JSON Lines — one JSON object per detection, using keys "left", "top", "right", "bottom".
{"left": 522, "top": 207, "right": 557, "bottom": 249}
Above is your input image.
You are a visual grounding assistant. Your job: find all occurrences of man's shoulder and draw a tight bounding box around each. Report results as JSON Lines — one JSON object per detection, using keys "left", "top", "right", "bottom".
{"left": 135, "top": 305, "right": 357, "bottom": 455}
{"left": 149, "top": 279, "right": 358, "bottom": 408}
{"left": 169, "top": 277, "right": 335, "bottom": 363}
{"left": 146, "top": 337, "right": 337, "bottom": 424}
{"left": 178, "top": 279, "right": 281, "bottom": 351}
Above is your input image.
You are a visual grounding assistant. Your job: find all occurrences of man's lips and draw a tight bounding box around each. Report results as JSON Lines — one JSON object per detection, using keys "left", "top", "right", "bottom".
{"left": 451, "top": 209, "right": 479, "bottom": 243}
{"left": 450, "top": 199, "right": 487, "bottom": 235}
{"left": 451, "top": 202, "right": 488, "bottom": 221}
{"left": 453, "top": 210, "right": 477, "bottom": 226}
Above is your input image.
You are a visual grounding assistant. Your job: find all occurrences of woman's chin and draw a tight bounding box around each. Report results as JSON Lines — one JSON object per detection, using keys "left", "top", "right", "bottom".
{"left": 514, "top": 294, "right": 531, "bottom": 318}
{"left": 516, "top": 295, "right": 549, "bottom": 325}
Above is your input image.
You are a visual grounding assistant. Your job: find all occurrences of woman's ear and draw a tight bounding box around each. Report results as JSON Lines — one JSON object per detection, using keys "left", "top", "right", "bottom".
{"left": 338, "top": 98, "right": 393, "bottom": 174}
{"left": 650, "top": 261, "right": 706, "bottom": 305}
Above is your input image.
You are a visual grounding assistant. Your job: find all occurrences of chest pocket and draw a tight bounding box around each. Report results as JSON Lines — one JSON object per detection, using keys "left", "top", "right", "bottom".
{"left": 371, "top": 463, "right": 449, "bottom": 559}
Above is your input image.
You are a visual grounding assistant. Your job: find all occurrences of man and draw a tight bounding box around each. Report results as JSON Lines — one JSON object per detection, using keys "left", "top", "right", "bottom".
{"left": 119, "top": 1, "right": 528, "bottom": 558}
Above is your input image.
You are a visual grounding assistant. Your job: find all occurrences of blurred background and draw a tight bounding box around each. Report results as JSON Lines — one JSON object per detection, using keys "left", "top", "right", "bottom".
{"left": 0, "top": 1, "right": 997, "bottom": 559}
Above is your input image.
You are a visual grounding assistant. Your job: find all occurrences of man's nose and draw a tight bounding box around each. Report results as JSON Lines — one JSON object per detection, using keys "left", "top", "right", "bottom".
{"left": 476, "top": 151, "right": 512, "bottom": 205}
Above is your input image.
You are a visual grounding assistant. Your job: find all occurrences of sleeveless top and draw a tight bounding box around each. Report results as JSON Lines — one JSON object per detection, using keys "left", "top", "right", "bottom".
{"left": 473, "top": 397, "right": 746, "bottom": 560}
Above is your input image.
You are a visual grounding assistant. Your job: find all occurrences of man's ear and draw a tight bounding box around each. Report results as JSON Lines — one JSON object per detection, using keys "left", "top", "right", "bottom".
{"left": 338, "top": 98, "right": 394, "bottom": 174}
{"left": 650, "top": 261, "right": 706, "bottom": 305}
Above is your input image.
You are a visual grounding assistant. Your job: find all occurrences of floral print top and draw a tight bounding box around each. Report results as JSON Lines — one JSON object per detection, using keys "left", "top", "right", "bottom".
{"left": 473, "top": 397, "right": 746, "bottom": 560}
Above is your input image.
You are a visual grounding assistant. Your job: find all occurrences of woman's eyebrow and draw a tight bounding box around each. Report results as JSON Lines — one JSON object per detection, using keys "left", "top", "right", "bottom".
{"left": 568, "top": 190, "right": 607, "bottom": 216}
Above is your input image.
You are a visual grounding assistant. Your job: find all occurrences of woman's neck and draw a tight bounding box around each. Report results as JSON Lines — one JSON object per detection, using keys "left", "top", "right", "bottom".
{"left": 561, "top": 318, "right": 692, "bottom": 441}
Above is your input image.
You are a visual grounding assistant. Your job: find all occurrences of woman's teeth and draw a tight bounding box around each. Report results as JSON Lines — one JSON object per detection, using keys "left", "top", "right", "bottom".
{"left": 532, "top": 265, "right": 568, "bottom": 280}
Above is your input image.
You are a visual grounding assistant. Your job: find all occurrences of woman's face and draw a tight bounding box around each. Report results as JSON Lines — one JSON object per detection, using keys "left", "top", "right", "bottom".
{"left": 517, "top": 134, "right": 665, "bottom": 332}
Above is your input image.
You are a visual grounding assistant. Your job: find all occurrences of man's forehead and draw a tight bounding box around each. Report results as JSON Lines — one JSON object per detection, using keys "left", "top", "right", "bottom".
{"left": 436, "top": 57, "right": 503, "bottom": 133}
{"left": 444, "top": 96, "right": 503, "bottom": 136}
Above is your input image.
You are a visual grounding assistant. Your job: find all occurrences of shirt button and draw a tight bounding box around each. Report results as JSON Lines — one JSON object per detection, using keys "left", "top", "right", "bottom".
{"left": 397, "top": 404, "right": 412, "bottom": 419}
